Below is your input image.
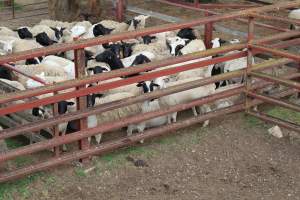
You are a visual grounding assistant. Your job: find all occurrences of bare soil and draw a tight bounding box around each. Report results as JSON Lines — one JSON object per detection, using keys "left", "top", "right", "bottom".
{"left": 16, "top": 113, "right": 300, "bottom": 200}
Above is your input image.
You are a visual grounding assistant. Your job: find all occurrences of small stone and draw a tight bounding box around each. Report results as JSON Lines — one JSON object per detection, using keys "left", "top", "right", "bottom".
{"left": 268, "top": 126, "right": 283, "bottom": 138}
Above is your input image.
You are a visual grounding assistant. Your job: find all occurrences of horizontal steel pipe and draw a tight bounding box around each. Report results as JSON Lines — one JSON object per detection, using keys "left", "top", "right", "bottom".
{"left": 248, "top": 91, "right": 300, "bottom": 112}
{"left": 251, "top": 44, "right": 300, "bottom": 61}
{"left": 0, "top": 52, "right": 246, "bottom": 116}
{"left": 251, "top": 72, "right": 300, "bottom": 90}
{"left": 2, "top": 64, "right": 47, "bottom": 85}
{"left": 250, "top": 13, "right": 300, "bottom": 26}
{"left": 0, "top": 104, "right": 244, "bottom": 183}
{"left": 155, "top": 0, "right": 295, "bottom": 32}
{"left": 0, "top": 86, "right": 244, "bottom": 162}
{"left": 0, "top": 44, "right": 246, "bottom": 105}
{"left": 0, "top": 71, "right": 246, "bottom": 141}
{"left": 1, "top": 1, "right": 300, "bottom": 64}
{"left": 246, "top": 111, "right": 300, "bottom": 133}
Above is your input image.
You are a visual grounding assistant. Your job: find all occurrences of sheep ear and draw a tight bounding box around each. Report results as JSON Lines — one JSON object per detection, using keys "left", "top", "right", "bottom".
{"left": 136, "top": 82, "right": 144, "bottom": 87}
{"left": 67, "top": 102, "right": 75, "bottom": 106}
{"left": 290, "top": 24, "right": 296, "bottom": 30}
{"left": 87, "top": 68, "right": 94, "bottom": 71}
{"left": 152, "top": 83, "right": 160, "bottom": 87}
{"left": 101, "top": 67, "right": 109, "bottom": 71}
{"left": 219, "top": 39, "right": 226, "bottom": 44}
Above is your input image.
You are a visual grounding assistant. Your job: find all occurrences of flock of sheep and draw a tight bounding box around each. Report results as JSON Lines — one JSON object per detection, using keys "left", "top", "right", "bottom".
{"left": 0, "top": 8, "right": 299, "bottom": 149}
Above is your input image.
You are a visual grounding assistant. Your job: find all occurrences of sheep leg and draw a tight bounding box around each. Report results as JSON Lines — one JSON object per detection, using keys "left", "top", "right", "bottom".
{"left": 171, "top": 112, "right": 177, "bottom": 123}
{"left": 95, "top": 134, "right": 102, "bottom": 144}
{"left": 127, "top": 125, "right": 134, "bottom": 136}
{"left": 137, "top": 124, "right": 146, "bottom": 144}
{"left": 199, "top": 104, "right": 211, "bottom": 128}
{"left": 192, "top": 107, "right": 198, "bottom": 117}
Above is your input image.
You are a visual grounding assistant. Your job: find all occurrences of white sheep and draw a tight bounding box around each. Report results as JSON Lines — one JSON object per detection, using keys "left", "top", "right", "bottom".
{"left": 158, "top": 77, "right": 215, "bottom": 126}
{"left": 30, "top": 25, "right": 63, "bottom": 42}
{"left": 288, "top": 9, "right": 300, "bottom": 30}
{"left": 0, "top": 78, "right": 26, "bottom": 90}
{"left": 13, "top": 63, "right": 67, "bottom": 87}
{"left": 86, "top": 59, "right": 111, "bottom": 76}
{"left": 212, "top": 84, "right": 243, "bottom": 110}
{"left": 132, "top": 41, "right": 171, "bottom": 61}
{"left": 122, "top": 51, "right": 156, "bottom": 67}
{"left": 26, "top": 72, "right": 70, "bottom": 89}
{"left": 70, "top": 21, "right": 93, "bottom": 37}
{"left": 128, "top": 100, "right": 168, "bottom": 141}
{"left": 0, "top": 26, "right": 18, "bottom": 37}
{"left": 39, "top": 19, "right": 75, "bottom": 30}
{"left": 88, "top": 92, "right": 142, "bottom": 144}
{"left": 41, "top": 55, "right": 75, "bottom": 79}
{"left": 12, "top": 39, "right": 43, "bottom": 64}
{"left": 223, "top": 50, "right": 254, "bottom": 84}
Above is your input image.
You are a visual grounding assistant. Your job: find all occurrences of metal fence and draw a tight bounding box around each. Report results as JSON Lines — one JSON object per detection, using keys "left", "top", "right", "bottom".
{"left": 0, "top": 1, "right": 299, "bottom": 183}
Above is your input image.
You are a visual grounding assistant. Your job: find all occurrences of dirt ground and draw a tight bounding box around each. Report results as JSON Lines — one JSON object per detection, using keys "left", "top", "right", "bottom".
{"left": 0, "top": 1, "right": 300, "bottom": 200}
{"left": 2, "top": 112, "right": 299, "bottom": 200}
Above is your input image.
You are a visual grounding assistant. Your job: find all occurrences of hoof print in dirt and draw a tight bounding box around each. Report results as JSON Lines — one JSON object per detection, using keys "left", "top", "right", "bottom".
{"left": 126, "top": 156, "right": 148, "bottom": 167}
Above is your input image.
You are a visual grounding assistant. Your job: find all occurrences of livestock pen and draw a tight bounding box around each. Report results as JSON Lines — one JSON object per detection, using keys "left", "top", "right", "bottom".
{"left": 0, "top": 1, "right": 299, "bottom": 184}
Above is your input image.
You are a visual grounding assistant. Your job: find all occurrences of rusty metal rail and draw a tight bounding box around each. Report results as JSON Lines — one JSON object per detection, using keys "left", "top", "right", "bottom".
{"left": 0, "top": 2, "right": 300, "bottom": 183}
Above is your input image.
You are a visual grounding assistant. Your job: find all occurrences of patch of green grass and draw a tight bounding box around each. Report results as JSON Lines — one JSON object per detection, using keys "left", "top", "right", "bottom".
{"left": 5, "top": 138, "right": 24, "bottom": 149}
{"left": 74, "top": 167, "right": 86, "bottom": 178}
{"left": 0, "top": 173, "right": 42, "bottom": 200}
{"left": 267, "top": 107, "right": 300, "bottom": 124}
{"left": 245, "top": 114, "right": 265, "bottom": 128}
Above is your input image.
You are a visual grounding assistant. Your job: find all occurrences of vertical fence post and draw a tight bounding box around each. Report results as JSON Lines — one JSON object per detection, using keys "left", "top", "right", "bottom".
{"left": 52, "top": 91, "right": 60, "bottom": 157}
{"left": 12, "top": 0, "right": 15, "bottom": 19}
{"left": 194, "top": 0, "right": 200, "bottom": 8}
{"left": 204, "top": 11, "right": 213, "bottom": 49}
{"left": 116, "top": 0, "right": 125, "bottom": 22}
{"left": 245, "top": 16, "right": 255, "bottom": 111}
{"left": 74, "top": 40, "right": 89, "bottom": 163}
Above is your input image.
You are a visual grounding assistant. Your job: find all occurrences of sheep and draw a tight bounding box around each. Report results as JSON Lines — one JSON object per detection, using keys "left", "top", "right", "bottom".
{"left": 17, "top": 27, "right": 33, "bottom": 39}
{"left": 128, "top": 100, "right": 168, "bottom": 142}
{"left": 157, "top": 77, "right": 215, "bottom": 126}
{"left": 30, "top": 25, "right": 66, "bottom": 43}
{"left": 177, "top": 28, "right": 201, "bottom": 40}
{"left": 288, "top": 9, "right": 300, "bottom": 30}
{"left": 165, "top": 37, "right": 213, "bottom": 80}
{"left": 99, "top": 15, "right": 150, "bottom": 34}
{"left": 39, "top": 19, "right": 75, "bottom": 30}
{"left": 0, "top": 35, "right": 19, "bottom": 55}
{"left": 0, "top": 78, "right": 25, "bottom": 90}
{"left": 211, "top": 84, "right": 243, "bottom": 111}
{"left": 132, "top": 41, "right": 171, "bottom": 61}
{"left": 26, "top": 72, "right": 69, "bottom": 89}
{"left": 122, "top": 51, "right": 156, "bottom": 68}
{"left": 98, "top": 20, "right": 129, "bottom": 34}
{"left": 70, "top": 21, "right": 93, "bottom": 37}
{"left": 223, "top": 50, "right": 254, "bottom": 85}
{"left": 0, "top": 26, "right": 18, "bottom": 37}
{"left": 41, "top": 55, "right": 75, "bottom": 79}
{"left": 86, "top": 59, "right": 111, "bottom": 76}
{"left": 87, "top": 92, "right": 142, "bottom": 144}
{"left": 13, "top": 63, "right": 67, "bottom": 87}
{"left": 0, "top": 66, "right": 13, "bottom": 80}
{"left": 12, "top": 39, "right": 43, "bottom": 64}
{"left": 127, "top": 15, "right": 150, "bottom": 31}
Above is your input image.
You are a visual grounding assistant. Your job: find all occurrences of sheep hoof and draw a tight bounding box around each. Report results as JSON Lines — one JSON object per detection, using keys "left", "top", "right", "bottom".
{"left": 203, "top": 120, "right": 209, "bottom": 128}
{"left": 62, "top": 144, "right": 67, "bottom": 152}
